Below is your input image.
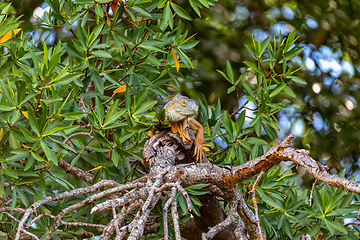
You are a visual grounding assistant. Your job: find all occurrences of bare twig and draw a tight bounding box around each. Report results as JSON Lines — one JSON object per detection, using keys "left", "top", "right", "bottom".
{"left": 309, "top": 179, "right": 317, "bottom": 206}
{"left": 249, "top": 171, "right": 264, "bottom": 240}
{"left": 170, "top": 187, "right": 181, "bottom": 240}
{"left": 213, "top": 145, "right": 231, "bottom": 156}
{"left": 26, "top": 212, "right": 106, "bottom": 230}
{"left": 103, "top": 92, "right": 117, "bottom": 105}
{"left": 230, "top": 100, "right": 249, "bottom": 118}
{"left": 163, "top": 193, "right": 174, "bottom": 240}
{"left": 234, "top": 213, "right": 248, "bottom": 240}
{"left": 63, "top": 132, "right": 94, "bottom": 144}
{"left": 2, "top": 212, "right": 20, "bottom": 223}
{"left": 112, "top": 207, "right": 121, "bottom": 238}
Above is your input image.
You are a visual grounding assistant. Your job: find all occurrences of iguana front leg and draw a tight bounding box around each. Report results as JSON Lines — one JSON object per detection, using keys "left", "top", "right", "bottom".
{"left": 171, "top": 121, "right": 191, "bottom": 144}
{"left": 189, "top": 118, "right": 204, "bottom": 162}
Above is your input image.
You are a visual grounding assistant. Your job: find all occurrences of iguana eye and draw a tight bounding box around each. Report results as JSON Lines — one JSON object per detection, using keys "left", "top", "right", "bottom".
{"left": 180, "top": 100, "right": 188, "bottom": 107}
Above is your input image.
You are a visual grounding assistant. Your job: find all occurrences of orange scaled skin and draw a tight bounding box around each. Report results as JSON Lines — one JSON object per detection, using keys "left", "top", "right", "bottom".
{"left": 164, "top": 95, "right": 204, "bottom": 162}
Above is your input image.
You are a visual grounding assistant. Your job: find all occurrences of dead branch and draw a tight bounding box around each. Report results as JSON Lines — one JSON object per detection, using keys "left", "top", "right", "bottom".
{"left": 8, "top": 132, "right": 360, "bottom": 240}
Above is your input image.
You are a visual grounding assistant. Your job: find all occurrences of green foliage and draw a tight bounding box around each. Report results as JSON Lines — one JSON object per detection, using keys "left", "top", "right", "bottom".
{"left": 205, "top": 33, "right": 304, "bottom": 165}
{"left": 237, "top": 167, "right": 360, "bottom": 239}
{"left": 0, "top": 0, "right": 359, "bottom": 239}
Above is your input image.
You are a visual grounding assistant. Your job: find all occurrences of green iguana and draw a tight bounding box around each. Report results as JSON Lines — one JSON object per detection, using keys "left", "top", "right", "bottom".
{"left": 164, "top": 94, "right": 204, "bottom": 162}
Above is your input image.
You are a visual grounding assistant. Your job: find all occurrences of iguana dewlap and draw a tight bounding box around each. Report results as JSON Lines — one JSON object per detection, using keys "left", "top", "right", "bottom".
{"left": 164, "top": 94, "right": 204, "bottom": 162}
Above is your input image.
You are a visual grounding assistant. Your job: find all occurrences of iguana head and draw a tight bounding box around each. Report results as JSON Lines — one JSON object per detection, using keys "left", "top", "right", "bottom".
{"left": 164, "top": 94, "right": 199, "bottom": 122}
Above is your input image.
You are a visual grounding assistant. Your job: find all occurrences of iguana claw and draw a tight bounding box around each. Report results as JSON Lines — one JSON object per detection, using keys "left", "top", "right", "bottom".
{"left": 194, "top": 138, "right": 204, "bottom": 162}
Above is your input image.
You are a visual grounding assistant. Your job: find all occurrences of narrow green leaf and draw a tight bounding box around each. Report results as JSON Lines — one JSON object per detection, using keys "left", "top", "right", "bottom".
{"left": 11, "top": 187, "right": 17, "bottom": 210}
{"left": 246, "top": 137, "right": 267, "bottom": 145}
{"left": 86, "top": 146, "right": 110, "bottom": 152}
{"left": 241, "top": 81, "right": 254, "bottom": 96}
{"left": 91, "top": 50, "right": 113, "bottom": 58}
{"left": 28, "top": 109, "right": 40, "bottom": 137}
{"left": 281, "top": 215, "right": 293, "bottom": 239}
{"left": 289, "top": 76, "right": 307, "bottom": 85}
{"left": 254, "top": 118, "right": 261, "bottom": 137}
{"left": 63, "top": 43, "right": 83, "bottom": 59}
{"left": 176, "top": 48, "right": 193, "bottom": 68}
{"left": 313, "top": 188, "right": 323, "bottom": 214}
{"left": 284, "top": 46, "right": 304, "bottom": 61}
{"left": 282, "top": 85, "right": 296, "bottom": 98}
{"left": 164, "top": 2, "right": 172, "bottom": 29}
{"left": 188, "top": 0, "right": 201, "bottom": 17}
{"left": 243, "top": 61, "right": 264, "bottom": 76}
{"left": 16, "top": 187, "right": 29, "bottom": 207}
{"left": 0, "top": 176, "right": 3, "bottom": 198}
{"left": 52, "top": 73, "right": 83, "bottom": 87}
{"left": 94, "top": 4, "right": 104, "bottom": 18}
{"left": 0, "top": 105, "right": 15, "bottom": 111}
{"left": 245, "top": 44, "right": 256, "bottom": 59}
{"left": 178, "top": 40, "right": 199, "bottom": 50}
{"left": 170, "top": 2, "right": 193, "bottom": 20}
{"left": 324, "top": 219, "right": 335, "bottom": 235}
{"left": 31, "top": 152, "right": 45, "bottom": 162}
{"left": 133, "top": 100, "right": 157, "bottom": 116}
{"left": 269, "top": 83, "right": 286, "bottom": 98}
{"left": 217, "top": 70, "right": 231, "bottom": 83}
{"left": 91, "top": 70, "right": 104, "bottom": 94}
{"left": 104, "top": 109, "right": 126, "bottom": 127}
{"left": 259, "top": 36, "right": 271, "bottom": 57}
{"left": 41, "top": 141, "right": 58, "bottom": 165}
{"left": 227, "top": 86, "right": 235, "bottom": 94}
{"left": 2, "top": 164, "right": 19, "bottom": 179}
{"left": 221, "top": 111, "right": 235, "bottom": 139}
{"left": 185, "top": 183, "right": 210, "bottom": 190}
{"left": 226, "top": 60, "right": 234, "bottom": 83}
{"left": 112, "top": 150, "right": 120, "bottom": 167}
{"left": 70, "top": 154, "right": 81, "bottom": 169}
{"left": 235, "top": 111, "right": 245, "bottom": 136}
{"left": 42, "top": 125, "right": 79, "bottom": 137}
{"left": 263, "top": 194, "right": 282, "bottom": 210}
{"left": 235, "top": 70, "right": 249, "bottom": 85}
